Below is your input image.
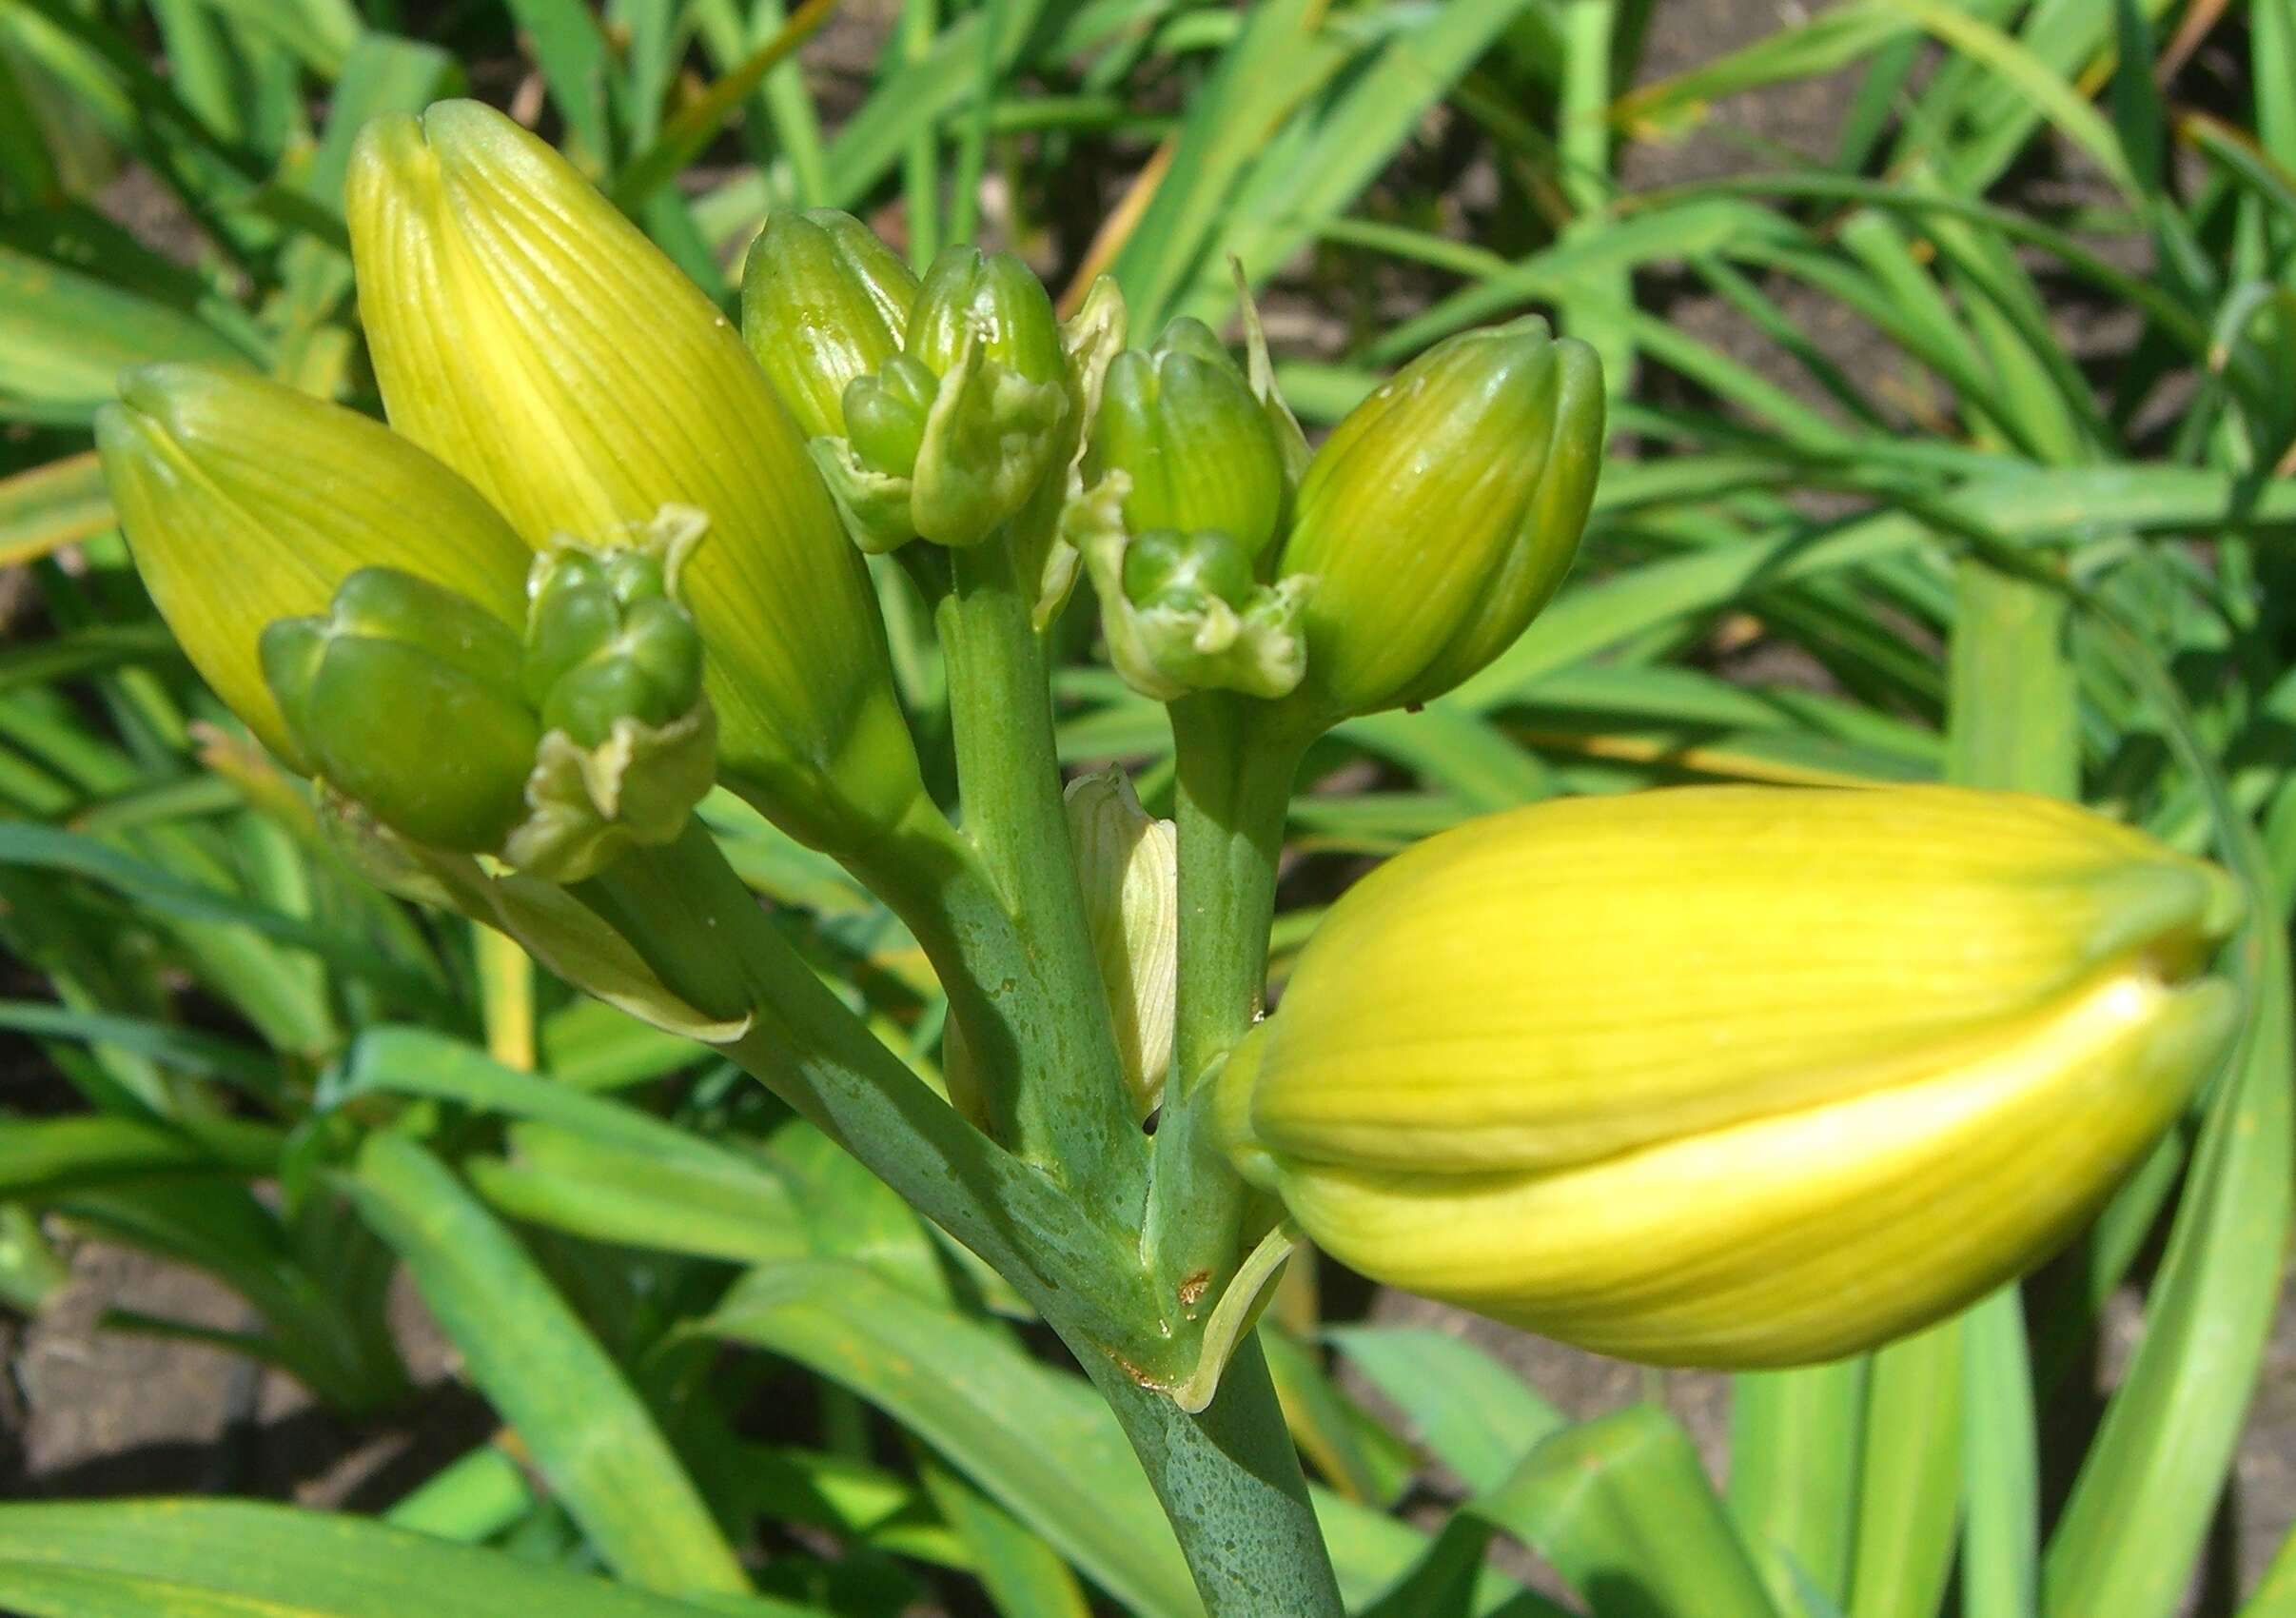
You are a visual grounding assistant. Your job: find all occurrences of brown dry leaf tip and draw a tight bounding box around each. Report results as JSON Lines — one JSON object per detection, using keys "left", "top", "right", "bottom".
{"left": 1106, "top": 1349, "right": 1177, "bottom": 1392}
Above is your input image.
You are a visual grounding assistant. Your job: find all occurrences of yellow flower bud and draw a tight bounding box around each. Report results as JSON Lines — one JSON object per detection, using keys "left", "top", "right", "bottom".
{"left": 1276, "top": 318, "right": 1603, "bottom": 720}
{"left": 94, "top": 363, "right": 529, "bottom": 767}
{"left": 345, "top": 100, "right": 924, "bottom": 852}
{"left": 1218, "top": 785, "right": 2242, "bottom": 1367}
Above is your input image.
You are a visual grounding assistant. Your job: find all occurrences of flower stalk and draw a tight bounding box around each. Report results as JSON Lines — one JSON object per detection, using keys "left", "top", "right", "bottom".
{"left": 935, "top": 534, "right": 1144, "bottom": 1212}
{"left": 1144, "top": 694, "right": 1308, "bottom": 1324}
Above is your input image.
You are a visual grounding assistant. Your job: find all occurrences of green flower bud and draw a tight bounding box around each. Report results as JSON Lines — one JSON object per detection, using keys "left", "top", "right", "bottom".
{"left": 741, "top": 208, "right": 919, "bottom": 441}
{"left": 1123, "top": 528, "right": 1256, "bottom": 612}
{"left": 505, "top": 515, "right": 718, "bottom": 882}
{"left": 262, "top": 515, "right": 719, "bottom": 882}
{"left": 1277, "top": 317, "right": 1604, "bottom": 720}
{"left": 843, "top": 355, "right": 938, "bottom": 481}
{"left": 262, "top": 569, "right": 538, "bottom": 853}
{"left": 906, "top": 246, "right": 1067, "bottom": 386}
{"left": 347, "top": 99, "right": 927, "bottom": 857}
{"left": 1090, "top": 321, "right": 1287, "bottom": 557}
{"left": 93, "top": 364, "right": 530, "bottom": 769}
{"left": 1071, "top": 483, "right": 1309, "bottom": 702}
{"left": 525, "top": 545, "right": 704, "bottom": 743}
{"left": 812, "top": 246, "right": 1073, "bottom": 553}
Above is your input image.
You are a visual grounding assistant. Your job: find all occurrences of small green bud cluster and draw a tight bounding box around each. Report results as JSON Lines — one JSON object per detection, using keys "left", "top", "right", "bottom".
{"left": 525, "top": 542, "right": 706, "bottom": 746}
{"left": 260, "top": 511, "right": 717, "bottom": 883}
{"left": 747, "top": 220, "right": 1076, "bottom": 554}
{"left": 742, "top": 212, "right": 1609, "bottom": 724}
{"left": 1070, "top": 317, "right": 1307, "bottom": 700}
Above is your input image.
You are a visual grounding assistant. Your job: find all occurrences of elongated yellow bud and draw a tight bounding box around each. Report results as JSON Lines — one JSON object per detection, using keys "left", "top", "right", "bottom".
{"left": 1274, "top": 317, "right": 1602, "bottom": 720}
{"left": 94, "top": 364, "right": 530, "bottom": 766}
{"left": 345, "top": 100, "right": 924, "bottom": 853}
{"left": 1218, "top": 785, "right": 2242, "bottom": 1367}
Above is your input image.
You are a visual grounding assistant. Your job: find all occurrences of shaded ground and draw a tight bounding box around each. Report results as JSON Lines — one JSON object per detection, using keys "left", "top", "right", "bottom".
{"left": 8, "top": 1246, "right": 486, "bottom": 1509}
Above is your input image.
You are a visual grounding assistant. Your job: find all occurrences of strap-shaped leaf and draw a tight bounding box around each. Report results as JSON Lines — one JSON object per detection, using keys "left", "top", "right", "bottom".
{"left": 343, "top": 1132, "right": 750, "bottom": 1596}
{"left": 0, "top": 1501, "right": 826, "bottom": 1618}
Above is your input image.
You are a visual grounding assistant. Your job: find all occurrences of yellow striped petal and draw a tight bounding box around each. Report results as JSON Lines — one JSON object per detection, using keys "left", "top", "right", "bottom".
{"left": 95, "top": 363, "right": 528, "bottom": 765}
{"left": 1270, "top": 971, "right": 2234, "bottom": 1367}
{"left": 1245, "top": 784, "right": 2234, "bottom": 1172}
{"left": 1218, "top": 782, "right": 2243, "bottom": 1368}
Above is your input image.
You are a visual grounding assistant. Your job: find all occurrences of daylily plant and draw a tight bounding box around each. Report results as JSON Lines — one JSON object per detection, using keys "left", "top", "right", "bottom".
{"left": 94, "top": 98, "right": 2239, "bottom": 1616}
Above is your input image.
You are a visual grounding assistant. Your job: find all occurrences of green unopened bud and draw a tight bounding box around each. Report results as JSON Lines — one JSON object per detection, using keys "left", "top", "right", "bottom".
{"left": 93, "top": 364, "right": 530, "bottom": 769}
{"left": 525, "top": 543, "right": 703, "bottom": 743}
{"left": 843, "top": 355, "right": 938, "bottom": 481}
{"left": 1124, "top": 528, "right": 1255, "bottom": 613}
{"left": 906, "top": 246, "right": 1067, "bottom": 385}
{"left": 262, "top": 569, "right": 538, "bottom": 853}
{"left": 1277, "top": 318, "right": 1603, "bottom": 720}
{"left": 1090, "top": 321, "right": 1287, "bottom": 558}
{"left": 813, "top": 246, "right": 1072, "bottom": 552}
{"left": 506, "top": 513, "right": 717, "bottom": 882}
{"left": 261, "top": 515, "right": 718, "bottom": 881}
{"left": 741, "top": 208, "right": 919, "bottom": 441}
{"left": 348, "top": 99, "right": 927, "bottom": 857}
{"left": 1072, "top": 485, "right": 1309, "bottom": 702}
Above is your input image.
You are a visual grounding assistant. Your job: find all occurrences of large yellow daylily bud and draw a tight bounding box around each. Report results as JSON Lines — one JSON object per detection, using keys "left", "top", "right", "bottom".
{"left": 1217, "top": 785, "right": 2242, "bottom": 1367}
{"left": 94, "top": 363, "right": 530, "bottom": 767}
{"left": 345, "top": 100, "right": 925, "bottom": 853}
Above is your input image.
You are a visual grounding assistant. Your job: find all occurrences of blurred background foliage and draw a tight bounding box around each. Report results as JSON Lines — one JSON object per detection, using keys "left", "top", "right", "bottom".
{"left": 2, "top": 1, "right": 2296, "bottom": 1615}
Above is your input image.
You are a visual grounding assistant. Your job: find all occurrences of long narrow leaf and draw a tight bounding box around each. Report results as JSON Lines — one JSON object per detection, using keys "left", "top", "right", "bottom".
{"left": 343, "top": 1132, "right": 751, "bottom": 1596}
{"left": 0, "top": 1502, "right": 824, "bottom": 1618}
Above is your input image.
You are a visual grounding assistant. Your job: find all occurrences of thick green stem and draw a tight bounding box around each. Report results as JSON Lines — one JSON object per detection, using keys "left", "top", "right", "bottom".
{"left": 938, "top": 539, "right": 1145, "bottom": 1215}
{"left": 1114, "top": 695, "right": 1344, "bottom": 1615}
{"left": 1083, "top": 1334, "right": 1346, "bottom": 1618}
{"left": 838, "top": 791, "right": 1050, "bottom": 1121}
{"left": 1145, "top": 695, "right": 1304, "bottom": 1317}
{"left": 586, "top": 823, "right": 1176, "bottom": 1373}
